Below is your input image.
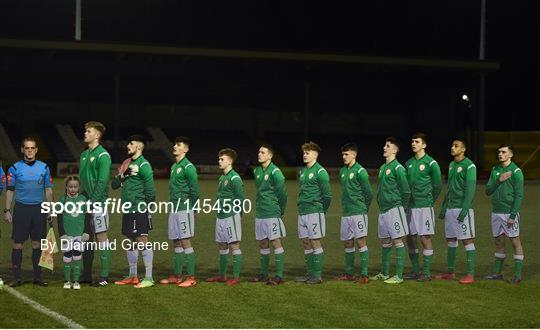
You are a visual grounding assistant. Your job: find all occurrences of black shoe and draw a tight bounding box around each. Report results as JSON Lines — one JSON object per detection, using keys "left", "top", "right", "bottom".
{"left": 33, "top": 280, "right": 48, "bottom": 287}
{"left": 417, "top": 274, "right": 432, "bottom": 282}
{"left": 266, "top": 276, "right": 284, "bottom": 285}
{"left": 305, "top": 277, "right": 323, "bottom": 284}
{"left": 9, "top": 280, "right": 22, "bottom": 287}
{"left": 507, "top": 276, "right": 521, "bottom": 284}
{"left": 250, "top": 274, "right": 269, "bottom": 283}
{"left": 80, "top": 278, "right": 93, "bottom": 284}
{"left": 403, "top": 272, "right": 420, "bottom": 280}
{"left": 92, "top": 278, "right": 109, "bottom": 287}
{"left": 484, "top": 273, "right": 504, "bottom": 280}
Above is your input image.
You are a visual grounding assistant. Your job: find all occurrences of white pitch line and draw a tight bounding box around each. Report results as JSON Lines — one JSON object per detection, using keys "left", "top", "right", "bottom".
{"left": 4, "top": 286, "right": 85, "bottom": 329}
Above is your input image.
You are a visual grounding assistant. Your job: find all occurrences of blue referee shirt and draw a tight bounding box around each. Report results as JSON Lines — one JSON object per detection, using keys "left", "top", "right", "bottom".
{"left": 0, "top": 166, "right": 5, "bottom": 193}
{"left": 7, "top": 160, "right": 53, "bottom": 205}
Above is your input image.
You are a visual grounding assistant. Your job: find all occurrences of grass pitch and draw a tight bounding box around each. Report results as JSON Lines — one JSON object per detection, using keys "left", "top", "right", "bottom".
{"left": 1, "top": 179, "right": 539, "bottom": 328}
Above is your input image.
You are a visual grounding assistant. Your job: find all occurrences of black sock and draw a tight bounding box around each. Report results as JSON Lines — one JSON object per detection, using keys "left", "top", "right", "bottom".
{"left": 82, "top": 248, "right": 94, "bottom": 281}
{"left": 12, "top": 249, "right": 23, "bottom": 281}
{"left": 32, "top": 248, "right": 41, "bottom": 281}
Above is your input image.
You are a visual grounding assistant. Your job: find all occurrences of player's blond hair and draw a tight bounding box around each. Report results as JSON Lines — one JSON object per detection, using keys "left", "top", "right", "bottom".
{"left": 301, "top": 141, "right": 321, "bottom": 153}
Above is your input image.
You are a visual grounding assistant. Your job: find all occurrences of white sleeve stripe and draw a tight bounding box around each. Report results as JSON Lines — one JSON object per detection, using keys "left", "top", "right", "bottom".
{"left": 429, "top": 160, "right": 437, "bottom": 167}
{"left": 185, "top": 163, "right": 193, "bottom": 169}
{"left": 231, "top": 175, "right": 240, "bottom": 181}
{"left": 98, "top": 152, "right": 110, "bottom": 159}
{"left": 317, "top": 168, "right": 326, "bottom": 174}
{"left": 395, "top": 165, "right": 404, "bottom": 171}
{"left": 467, "top": 164, "right": 476, "bottom": 170}
{"left": 514, "top": 168, "right": 521, "bottom": 173}
{"left": 140, "top": 162, "right": 150, "bottom": 168}
{"left": 358, "top": 168, "right": 365, "bottom": 173}
{"left": 271, "top": 168, "right": 279, "bottom": 175}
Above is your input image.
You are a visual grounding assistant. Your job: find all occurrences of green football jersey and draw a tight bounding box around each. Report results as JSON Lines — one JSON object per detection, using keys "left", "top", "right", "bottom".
{"left": 340, "top": 162, "right": 372, "bottom": 216}
{"left": 169, "top": 157, "right": 200, "bottom": 211}
{"left": 376, "top": 159, "right": 411, "bottom": 213}
{"left": 297, "top": 162, "right": 332, "bottom": 215}
{"left": 440, "top": 157, "right": 476, "bottom": 221}
{"left": 79, "top": 145, "right": 111, "bottom": 204}
{"left": 111, "top": 155, "right": 156, "bottom": 212}
{"left": 486, "top": 162, "right": 524, "bottom": 219}
{"left": 59, "top": 194, "right": 87, "bottom": 237}
{"left": 254, "top": 162, "right": 287, "bottom": 218}
{"left": 217, "top": 169, "right": 245, "bottom": 219}
{"left": 405, "top": 154, "right": 442, "bottom": 208}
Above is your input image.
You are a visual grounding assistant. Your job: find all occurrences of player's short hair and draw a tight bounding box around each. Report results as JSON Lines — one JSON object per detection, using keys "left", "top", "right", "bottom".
{"left": 128, "top": 134, "right": 147, "bottom": 145}
{"left": 85, "top": 121, "right": 106, "bottom": 139}
{"left": 341, "top": 143, "right": 358, "bottom": 153}
{"left": 301, "top": 141, "right": 321, "bottom": 153}
{"left": 412, "top": 132, "right": 427, "bottom": 144}
{"left": 385, "top": 136, "right": 400, "bottom": 151}
{"left": 259, "top": 144, "right": 274, "bottom": 155}
{"left": 498, "top": 144, "right": 514, "bottom": 155}
{"left": 21, "top": 136, "right": 38, "bottom": 147}
{"left": 453, "top": 138, "right": 467, "bottom": 149}
{"left": 174, "top": 136, "right": 191, "bottom": 147}
{"left": 219, "top": 148, "right": 237, "bottom": 162}
{"left": 64, "top": 175, "right": 80, "bottom": 187}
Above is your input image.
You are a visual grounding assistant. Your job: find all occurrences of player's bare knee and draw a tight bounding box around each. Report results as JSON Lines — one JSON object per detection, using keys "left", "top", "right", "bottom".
{"left": 229, "top": 242, "right": 240, "bottom": 251}
{"left": 380, "top": 237, "right": 391, "bottom": 246}
{"left": 310, "top": 239, "right": 322, "bottom": 249}
{"left": 96, "top": 232, "right": 108, "bottom": 242}
{"left": 259, "top": 238, "right": 270, "bottom": 249}
{"left": 217, "top": 242, "right": 228, "bottom": 250}
{"left": 173, "top": 239, "right": 182, "bottom": 248}
{"left": 12, "top": 242, "right": 23, "bottom": 249}
{"left": 31, "top": 240, "right": 40, "bottom": 249}
{"left": 137, "top": 235, "right": 148, "bottom": 243}
{"left": 301, "top": 238, "right": 311, "bottom": 249}
{"left": 270, "top": 238, "right": 282, "bottom": 250}
{"left": 356, "top": 238, "right": 367, "bottom": 249}
{"left": 393, "top": 238, "right": 403, "bottom": 246}
{"left": 180, "top": 238, "right": 192, "bottom": 249}
{"left": 344, "top": 239, "right": 354, "bottom": 249}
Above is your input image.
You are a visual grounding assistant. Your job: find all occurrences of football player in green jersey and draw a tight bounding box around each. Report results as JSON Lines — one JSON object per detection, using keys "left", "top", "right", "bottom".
{"left": 337, "top": 143, "right": 372, "bottom": 284}
{"left": 484, "top": 144, "right": 524, "bottom": 284}
{"left": 436, "top": 139, "right": 477, "bottom": 284}
{"left": 160, "top": 136, "right": 200, "bottom": 288}
{"left": 295, "top": 142, "right": 332, "bottom": 284}
{"left": 403, "top": 133, "right": 442, "bottom": 281}
{"left": 251, "top": 144, "right": 287, "bottom": 285}
{"left": 58, "top": 175, "right": 88, "bottom": 290}
{"left": 207, "top": 148, "right": 246, "bottom": 286}
{"left": 112, "top": 135, "right": 156, "bottom": 288}
{"left": 79, "top": 121, "right": 112, "bottom": 286}
{"left": 371, "top": 137, "right": 411, "bottom": 284}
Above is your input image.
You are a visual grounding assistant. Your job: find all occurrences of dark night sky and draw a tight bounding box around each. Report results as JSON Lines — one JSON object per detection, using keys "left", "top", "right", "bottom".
{"left": 0, "top": 1, "right": 538, "bottom": 129}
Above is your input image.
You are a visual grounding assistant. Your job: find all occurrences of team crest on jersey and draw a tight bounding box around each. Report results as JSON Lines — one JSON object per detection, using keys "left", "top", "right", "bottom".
{"left": 90, "top": 156, "right": 95, "bottom": 162}
{"left": 308, "top": 173, "right": 314, "bottom": 179}
{"left": 349, "top": 173, "right": 354, "bottom": 179}
{"left": 496, "top": 172, "right": 500, "bottom": 176}
{"left": 256, "top": 175, "right": 260, "bottom": 179}
{"left": 385, "top": 169, "right": 391, "bottom": 175}
{"left": 82, "top": 157, "right": 86, "bottom": 161}
{"left": 129, "top": 164, "right": 139, "bottom": 175}
{"left": 224, "top": 179, "right": 229, "bottom": 186}
{"left": 341, "top": 174, "right": 344, "bottom": 178}
{"left": 419, "top": 164, "right": 426, "bottom": 171}
{"left": 177, "top": 168, "right": 182, "bottom": 174}
{"left": 71, "top": 211, "right": 78, "bottom": 217}
{"left": 264, "top": 174, "right": 269, "bottom": 181}
{"left": 457, "top": 167, "right": 463, "bottom": 173}
{"left": 408, "top": 164, "right": 412, "bottom": 168}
